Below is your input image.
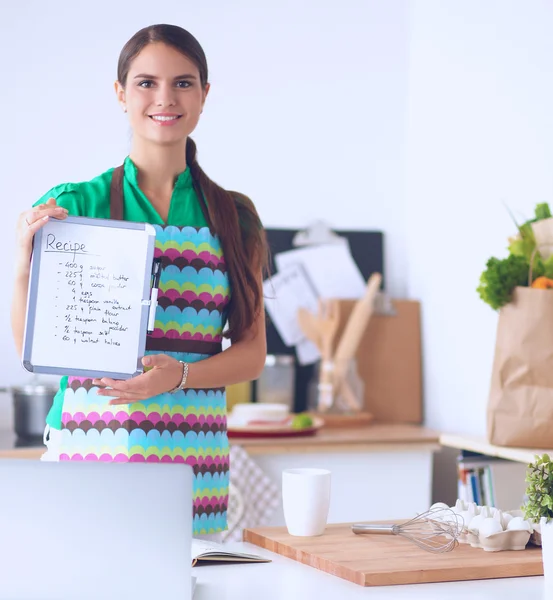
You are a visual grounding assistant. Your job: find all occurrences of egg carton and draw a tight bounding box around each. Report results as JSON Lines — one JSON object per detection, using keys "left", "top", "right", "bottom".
{"left": 430, "top": 501, "right": 537, "bottom": 552}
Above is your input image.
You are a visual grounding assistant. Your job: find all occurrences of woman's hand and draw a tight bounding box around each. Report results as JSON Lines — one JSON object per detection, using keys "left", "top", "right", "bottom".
{"left": 16, "top": 199, "right": 69, "bottom": 270}
{"left": 93, "top": 354, "right": 184, "bottom": 405}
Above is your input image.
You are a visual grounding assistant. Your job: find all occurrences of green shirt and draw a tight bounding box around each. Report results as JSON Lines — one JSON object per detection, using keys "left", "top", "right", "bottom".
{"left": 34, "top": 156, "right": 209, "bottom": 428}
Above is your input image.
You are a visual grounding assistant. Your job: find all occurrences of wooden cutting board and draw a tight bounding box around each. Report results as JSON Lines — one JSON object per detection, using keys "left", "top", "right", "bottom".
{"left": 243, "top": 523, "right": 543, "bottom": 587}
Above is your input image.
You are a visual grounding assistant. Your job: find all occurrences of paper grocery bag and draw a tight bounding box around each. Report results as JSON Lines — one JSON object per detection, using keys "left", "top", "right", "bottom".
{"left": 487, "top": 286, "right": 553, "bottom": 448}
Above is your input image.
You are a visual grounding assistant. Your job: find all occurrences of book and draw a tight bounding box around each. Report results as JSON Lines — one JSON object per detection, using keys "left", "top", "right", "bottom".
{"left": 456, "top": 451, "right": 528, "bottom": 510}
{"left": 191, "top": 540, "right": 271, "bottom": 567}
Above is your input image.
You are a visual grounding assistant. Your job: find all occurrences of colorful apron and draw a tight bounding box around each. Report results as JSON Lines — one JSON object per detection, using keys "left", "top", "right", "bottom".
{"left": 58, "top": 166, "right": 231, "bottom": 535}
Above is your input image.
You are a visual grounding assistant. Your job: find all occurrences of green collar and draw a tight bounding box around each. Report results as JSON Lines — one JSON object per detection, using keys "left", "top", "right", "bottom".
{"left": 123, "top": 156, "right": 193, "bottom": 190}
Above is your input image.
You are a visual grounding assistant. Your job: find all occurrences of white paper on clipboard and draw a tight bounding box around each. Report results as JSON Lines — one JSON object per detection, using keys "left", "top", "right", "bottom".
{"left": 295, "top": 338, "right": 320, "bottom": 365}
{"left": 274, "top": 242, "right": 366, "bottom": 299}
{"left": 262, "top": 263, "right": 319, "bottom": 347}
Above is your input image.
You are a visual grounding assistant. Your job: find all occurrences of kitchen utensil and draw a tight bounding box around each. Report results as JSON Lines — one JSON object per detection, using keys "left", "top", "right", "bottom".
{"left": 332, "top": 273, "right": 382, "bottom": 407}
{"left": 334, "top": 272, "right": 382, "bottom": 364}
{"left": 0, "top": 381, "right": 57, "bottom": 441}
{"left": 334, "top": 358, "right": 365, "bottom": 412}
{"left": 244, "top": 521, "right": 543, "bottom": 587}
{"left": 315, "top": 299, "right": 340, "bottom": 412}
{"left": 297, "top": 307, "right": 321, "bottom": 349}
{"left": 351, "top": 507, "right": 464, "bottom": 554}
{"left": 297, "top": 305, "right": 364, "bottom": 413}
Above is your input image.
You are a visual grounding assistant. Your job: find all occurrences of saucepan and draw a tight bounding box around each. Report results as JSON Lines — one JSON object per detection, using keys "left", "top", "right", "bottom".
{"left": 0, "top": 382, "right": 57, "bottom": 441}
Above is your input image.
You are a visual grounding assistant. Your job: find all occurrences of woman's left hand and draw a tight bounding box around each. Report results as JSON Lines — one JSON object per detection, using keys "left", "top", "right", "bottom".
{"left": 93, "top": 354, "right": 183, "bottom": 405}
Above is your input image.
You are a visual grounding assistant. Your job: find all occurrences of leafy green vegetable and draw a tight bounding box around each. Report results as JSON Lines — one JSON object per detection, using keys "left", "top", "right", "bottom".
{"left": 535, "top": 203, "right": 552, "bottom": 221}
{"left": 478, "top": 202, "right": 553, "bottom": 308}
{"left": 477, "top": 255, "right": 536, "bottom": 310}
{"left": 507, "top": 226, "right": 535, "bottom": 261}
{"left": 505, "top": 203, "right": 552, "bottom": 260}
{"left": 543, "top": 255, "right": 553, "bottom": 279}
{"left": 291, "top": 413, "right": 313, "bottom": 430}
{"left": 523, "top": 454, "right": 553, "bottom": 523}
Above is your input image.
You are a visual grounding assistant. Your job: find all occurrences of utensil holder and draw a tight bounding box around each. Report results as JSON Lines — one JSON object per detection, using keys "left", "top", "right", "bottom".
{"left": 314, "top": 358, "right": 364, "bottom": 414}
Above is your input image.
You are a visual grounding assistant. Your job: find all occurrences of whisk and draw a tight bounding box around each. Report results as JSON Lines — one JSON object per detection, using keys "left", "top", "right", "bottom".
{"left": 351, "top": 507, "right": 464, "bottom": 554}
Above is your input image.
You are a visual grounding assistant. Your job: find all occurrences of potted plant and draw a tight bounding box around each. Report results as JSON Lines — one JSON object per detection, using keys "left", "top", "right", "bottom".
{"left": 523, "top": 454, "right": 553, "bottom": 578}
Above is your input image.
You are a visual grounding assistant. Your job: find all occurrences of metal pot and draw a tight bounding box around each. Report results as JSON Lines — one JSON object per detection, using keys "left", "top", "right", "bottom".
{"left": 4, "top": 384, "right": 57, "bottom": 441}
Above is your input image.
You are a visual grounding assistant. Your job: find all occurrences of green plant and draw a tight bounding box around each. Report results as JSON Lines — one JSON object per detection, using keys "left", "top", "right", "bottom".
{"left": 507, "top": 203, "right": 552, "bottom": 260}
{"left": 523, "top": 454, "right": 553, "bottom": 524}
{"left": 477, "top": 254, "right": 537, "bottom": 310}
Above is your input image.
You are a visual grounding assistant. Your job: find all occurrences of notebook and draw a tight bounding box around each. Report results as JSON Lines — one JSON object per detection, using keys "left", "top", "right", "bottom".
{"left": 192, "top": 539, "right": 271, "bottom": 566}
{"left": 0, "top": 460, "right": 194, "bottom": 600}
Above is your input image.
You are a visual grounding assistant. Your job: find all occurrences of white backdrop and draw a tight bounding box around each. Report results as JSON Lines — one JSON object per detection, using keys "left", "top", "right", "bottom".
{"left": 2, "top": 0, "right": 409, "bottom": 390}
{"left": 2, "top": 1, "right": 552, "bottom": 449}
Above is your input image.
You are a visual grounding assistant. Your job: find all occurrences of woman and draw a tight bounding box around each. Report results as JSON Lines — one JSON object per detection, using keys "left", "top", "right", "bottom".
{"left": 11, "top": 24, "right": 268, "bottom": 540}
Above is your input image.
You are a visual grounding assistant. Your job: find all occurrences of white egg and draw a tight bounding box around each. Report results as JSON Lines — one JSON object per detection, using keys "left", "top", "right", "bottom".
{"left": 478, "top": 517, "right": 504, "bottom": 537}
{"left": 507, "top": 517, "right": 532, "bottom": 532}
{"left": 468, "top": 514, "right": 485, "bottom": 534}
{"left": 458, "top": 511, "right": 471, "bottom": 528}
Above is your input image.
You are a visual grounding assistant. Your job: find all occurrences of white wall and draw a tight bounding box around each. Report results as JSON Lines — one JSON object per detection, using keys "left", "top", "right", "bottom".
{"left": 4, "top": 1, "right": 550, "bottom": 448}
{"left": 1, "top": 0, "right": 409, "bottom": 399}
{"left": 405, "top": 0, "right": 553, "bottom": 436}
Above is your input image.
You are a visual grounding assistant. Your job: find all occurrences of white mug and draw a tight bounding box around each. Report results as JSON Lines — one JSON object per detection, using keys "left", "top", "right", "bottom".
{"left": 282, "top": 468, "right": 331, "bottom": 536}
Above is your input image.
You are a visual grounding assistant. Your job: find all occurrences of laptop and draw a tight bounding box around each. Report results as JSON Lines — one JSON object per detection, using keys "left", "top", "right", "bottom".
{"left": 0, "top": 460, "right": 194, "bottom": 600}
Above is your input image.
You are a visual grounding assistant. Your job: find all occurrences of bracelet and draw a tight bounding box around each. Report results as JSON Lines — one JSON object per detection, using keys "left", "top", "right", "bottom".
{"left": 169, "top": 361, "right": 189, "bottom": 394}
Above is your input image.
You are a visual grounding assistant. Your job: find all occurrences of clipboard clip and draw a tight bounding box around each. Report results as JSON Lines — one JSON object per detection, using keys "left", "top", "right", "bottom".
{"left": 292, "top": 220, "right": 344, "bottom": 247}
{"left": 147, "top": 259, "right": 162, "bottom": 333}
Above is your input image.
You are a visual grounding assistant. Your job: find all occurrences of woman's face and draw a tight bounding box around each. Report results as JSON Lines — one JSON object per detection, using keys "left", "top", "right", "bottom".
{"left": 115, "top": 42, "right": 209, "bottom": 147}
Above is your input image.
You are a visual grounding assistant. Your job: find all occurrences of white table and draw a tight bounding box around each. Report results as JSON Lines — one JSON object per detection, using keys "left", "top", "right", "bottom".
{"left": 193, "top": 542, "right": 546, "bottom": 599}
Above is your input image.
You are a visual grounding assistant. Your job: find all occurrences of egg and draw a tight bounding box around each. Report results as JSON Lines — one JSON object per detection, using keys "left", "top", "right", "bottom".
{"left": 430, "top": 502, "right": 450, "bottom": 511}
{"left": 478, "top": 517, "right": 504, "bottom": 537}
{"left": 468, "top": 506, "right": 492, "bottom": 534}
{"left": 507, "top": 517, "right": 532, "bottom": 532}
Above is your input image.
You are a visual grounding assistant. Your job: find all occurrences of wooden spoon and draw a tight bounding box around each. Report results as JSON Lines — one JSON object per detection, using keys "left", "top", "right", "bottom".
{"left": 297, "top": 303, "right": 363, "bottom": 413}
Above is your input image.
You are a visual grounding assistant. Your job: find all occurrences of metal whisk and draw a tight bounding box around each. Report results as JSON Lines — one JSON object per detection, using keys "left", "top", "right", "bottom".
{"left": 351, "top": 507, "right": 464, "bottom": 554}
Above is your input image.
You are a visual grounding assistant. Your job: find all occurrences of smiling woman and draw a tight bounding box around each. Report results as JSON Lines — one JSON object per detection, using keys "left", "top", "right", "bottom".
{"left": 10, "top": 24, "right": 269, "bottom": 540}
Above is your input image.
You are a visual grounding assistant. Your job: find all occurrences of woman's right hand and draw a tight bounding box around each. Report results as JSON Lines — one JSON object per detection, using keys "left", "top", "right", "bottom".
{"left": 16, "top": 198, "right": 69, "bottom": 272}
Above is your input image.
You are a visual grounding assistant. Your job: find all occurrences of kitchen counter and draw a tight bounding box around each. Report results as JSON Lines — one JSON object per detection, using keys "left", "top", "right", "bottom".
{"left": 440, "top": 432, "right": 543, "bottom": 464}
{"left": 0, "top": 424, "right": 439, "bottom": 529}
{"left": 0, "top": 423, "right": 440, "bottom": 459}
{"left": 193, "top": 541, "right": 545, "bottom": 599}
{"left": 231, "top": 422, "right": 439, "bottom": 455}
{"left": 0, "top": 431, "right": 41, "bottom": 452}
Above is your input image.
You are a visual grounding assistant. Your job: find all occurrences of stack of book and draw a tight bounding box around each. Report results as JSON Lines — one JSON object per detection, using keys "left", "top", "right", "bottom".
{"left": 457, "top": 450, "right": 529, "bottom": 510}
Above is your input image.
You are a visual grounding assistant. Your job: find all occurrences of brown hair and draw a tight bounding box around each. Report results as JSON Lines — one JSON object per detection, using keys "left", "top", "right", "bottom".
{"left": 117, "top": 24, "right": 269, "bottom": 342}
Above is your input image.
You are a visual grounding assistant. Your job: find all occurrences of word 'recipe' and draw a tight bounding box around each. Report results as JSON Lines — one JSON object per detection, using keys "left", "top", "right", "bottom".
{"left": 45, "top": 234, "right": 88, "bottom": 260}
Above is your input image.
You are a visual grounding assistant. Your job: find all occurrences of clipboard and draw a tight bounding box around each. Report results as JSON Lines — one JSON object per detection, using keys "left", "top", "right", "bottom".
{"left": 22, "top": 216, "right": 157, "bottom": 379}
